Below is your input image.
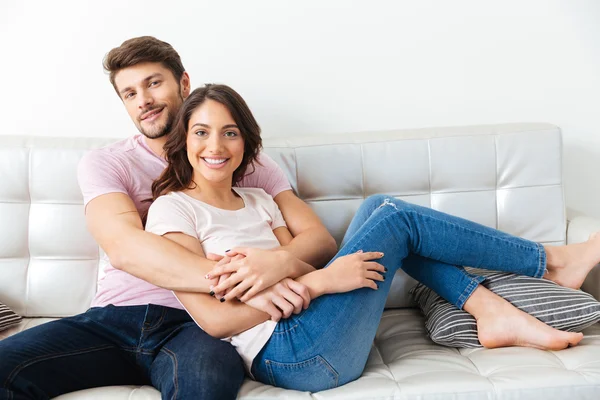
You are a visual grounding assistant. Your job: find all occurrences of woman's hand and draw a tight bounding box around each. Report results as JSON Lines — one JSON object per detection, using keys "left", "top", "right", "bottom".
{"left": 244, "top": 278, "right": 311, "bottom": 322}
{"left": 206, "top": 247, "right": 297, "bottom": 302}
{"left": 323, "top": 251, "right": 386, "bottom": 294}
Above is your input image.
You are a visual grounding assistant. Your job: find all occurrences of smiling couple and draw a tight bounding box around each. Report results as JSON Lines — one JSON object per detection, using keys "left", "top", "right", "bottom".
{"left": 1, "top": 36, "right": 599, "bottom": 399}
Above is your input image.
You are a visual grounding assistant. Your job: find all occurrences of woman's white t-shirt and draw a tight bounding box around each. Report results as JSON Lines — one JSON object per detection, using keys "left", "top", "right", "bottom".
{"left": 145, "top": 188, "right": 286, "bottom": 372}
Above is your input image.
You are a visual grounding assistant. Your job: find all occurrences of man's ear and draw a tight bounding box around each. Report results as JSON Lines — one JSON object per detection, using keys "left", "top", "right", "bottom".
{"left": 180, "top": 71, "right": 191, "bottom": 99}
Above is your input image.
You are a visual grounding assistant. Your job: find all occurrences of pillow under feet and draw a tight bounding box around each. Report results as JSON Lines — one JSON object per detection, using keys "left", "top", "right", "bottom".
{"left": 410, "top": 268, "right": 600, "bottom": 348}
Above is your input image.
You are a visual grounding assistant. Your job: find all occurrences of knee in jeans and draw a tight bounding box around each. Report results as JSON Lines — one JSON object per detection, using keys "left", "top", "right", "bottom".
{"left": 361, "top": 194, "right": 389, "bottom": 212}
{"left": 364, "top": 195, "right": 410, "bottom": 212}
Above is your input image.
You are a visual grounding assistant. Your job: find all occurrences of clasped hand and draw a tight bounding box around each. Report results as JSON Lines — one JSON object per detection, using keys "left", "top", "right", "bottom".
{"left": 206, "top": 247, "right": 294, "bottom": 302}
{"left": 205, "top": 249, "right": 310, "bottom": 322}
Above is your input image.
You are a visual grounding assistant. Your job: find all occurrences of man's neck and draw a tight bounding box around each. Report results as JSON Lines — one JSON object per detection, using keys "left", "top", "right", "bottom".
{"left": 144, "top": 136, "right": 168, "bottom": 159}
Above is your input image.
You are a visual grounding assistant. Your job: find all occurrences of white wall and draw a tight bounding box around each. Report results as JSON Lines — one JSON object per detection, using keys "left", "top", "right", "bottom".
{"left": 1, "top": 0, "right": 599, "bottom": 218}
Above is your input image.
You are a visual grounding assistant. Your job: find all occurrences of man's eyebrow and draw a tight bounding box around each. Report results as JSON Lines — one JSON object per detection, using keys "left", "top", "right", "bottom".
{"left": 119, "top": 73, "right": 165, "bottom": 95}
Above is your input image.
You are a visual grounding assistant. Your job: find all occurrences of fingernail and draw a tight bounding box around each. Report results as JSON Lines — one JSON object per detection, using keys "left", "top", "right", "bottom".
{"left": 209, "top": 291, "right": 215, "bottom": 296}
{"left": 380, "top": 252, "right": 384, "bottom": 257}
{"left": 225, "top": 249, "right": 231, "bottom": 253}
{"left": 384, "top": 268, "right": 388, "bottom": 273}
{"left": 356, "top": 250, "right": 363, "bottom": 254}
{"left": 220, "top": 298, "right": 225, "bottom": 303}
{"left": 205, "top": 274, "right": 211, "bottom": 280}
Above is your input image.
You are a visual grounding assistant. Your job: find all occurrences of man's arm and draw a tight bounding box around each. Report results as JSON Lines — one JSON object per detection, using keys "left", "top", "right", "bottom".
{"left": 163, "top": 232, "right": 309, "bottom": 338}
{"left": 86, "top": 193, "right": 215, "bottom": 292}
{"left": 273, "top": 189, "right": 338, "bottom": 272}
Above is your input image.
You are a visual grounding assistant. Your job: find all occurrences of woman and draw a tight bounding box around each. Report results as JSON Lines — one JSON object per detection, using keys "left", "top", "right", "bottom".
{"left": 145, "top": 84, "right": 599, "bottom": 392}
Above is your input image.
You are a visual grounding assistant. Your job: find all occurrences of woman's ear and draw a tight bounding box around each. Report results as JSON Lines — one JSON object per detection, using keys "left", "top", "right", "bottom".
{"left": 180, "top": 72, "right": 191, "bottom": 99}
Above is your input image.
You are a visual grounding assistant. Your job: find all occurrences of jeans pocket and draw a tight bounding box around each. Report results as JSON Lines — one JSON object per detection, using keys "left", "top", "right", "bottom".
{"left": 265, "top": 355, "right": 339, "bottom": 392}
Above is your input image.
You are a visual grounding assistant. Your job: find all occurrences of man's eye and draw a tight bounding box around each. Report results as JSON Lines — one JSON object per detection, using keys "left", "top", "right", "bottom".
{"left": 124, "top": 92, "right": 135, "bottom": 100}
{"left": 150, "top": 81, "right": 160, "bottom": 87}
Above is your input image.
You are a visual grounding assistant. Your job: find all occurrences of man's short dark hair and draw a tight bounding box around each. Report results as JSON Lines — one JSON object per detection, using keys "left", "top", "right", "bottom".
{"left": 103, "top": 36, "right": 185, "bottom": 94}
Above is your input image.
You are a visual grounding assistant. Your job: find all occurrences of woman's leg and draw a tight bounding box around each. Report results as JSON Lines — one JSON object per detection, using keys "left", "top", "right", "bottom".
{"left": 252, "top": 195, "right": 591, "bottom": 391}
{"left": 342, "top": 195, "right": 485, "bottom": 309}
{"left": 344, "top": 196, "right": 592, "bottom": 349}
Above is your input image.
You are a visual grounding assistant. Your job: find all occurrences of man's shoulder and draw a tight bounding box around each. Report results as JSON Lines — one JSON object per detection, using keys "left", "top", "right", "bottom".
{"left": 83, "top": 136, "right": 140, "bottom": 161}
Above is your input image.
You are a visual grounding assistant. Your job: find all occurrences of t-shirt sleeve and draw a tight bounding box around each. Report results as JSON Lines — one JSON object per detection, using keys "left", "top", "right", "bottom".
{"left": 238, "top": 152, "right": 292, "bottom": 198}
{"left": 255, "top": 190, "right": 286, "bottom": 230}
{"left": 145, "top": 195, "right": 198, "bottom": 239}
{"left": 270, "top": 201, "right": 287, "bottom": 230}
{"left": 77, "top": 150, "right": 129, "bottom": 207}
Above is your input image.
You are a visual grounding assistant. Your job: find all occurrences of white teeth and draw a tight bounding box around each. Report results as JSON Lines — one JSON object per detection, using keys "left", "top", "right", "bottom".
{"left": 203, "top": 158, "right": 227, "bottom": 165}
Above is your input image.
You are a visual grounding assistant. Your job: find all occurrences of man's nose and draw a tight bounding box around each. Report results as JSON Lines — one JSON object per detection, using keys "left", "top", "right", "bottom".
{"left": 138, "top": 89, "right": 154, "bottom": 110}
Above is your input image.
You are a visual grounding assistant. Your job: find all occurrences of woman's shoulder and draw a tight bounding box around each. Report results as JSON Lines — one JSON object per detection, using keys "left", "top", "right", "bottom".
{"left": 149, "top": 191, "right": 196, "bottom": 213}
{"left": 235, "top": 187, "right": 271, "bottom": 202}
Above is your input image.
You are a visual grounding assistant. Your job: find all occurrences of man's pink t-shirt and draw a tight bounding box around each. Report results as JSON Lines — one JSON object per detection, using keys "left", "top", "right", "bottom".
{"left": 77, "top": 134, "right": 292, "bottom": 309}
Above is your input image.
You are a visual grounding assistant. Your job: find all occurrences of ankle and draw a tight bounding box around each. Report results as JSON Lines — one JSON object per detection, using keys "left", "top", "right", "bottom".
{"left": 544, "top": 245, "right": 563, "bottom": 270}
{"left": 463, "top": 286, "right": 505, "bottom": 321}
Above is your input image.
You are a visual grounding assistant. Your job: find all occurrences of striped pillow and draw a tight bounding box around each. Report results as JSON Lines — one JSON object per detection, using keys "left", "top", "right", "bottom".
{"left": 410, "top": 268, "right": 600, "bottom": 348}
{"left": 0, "top": 302, "right": 22, "bottom": 332}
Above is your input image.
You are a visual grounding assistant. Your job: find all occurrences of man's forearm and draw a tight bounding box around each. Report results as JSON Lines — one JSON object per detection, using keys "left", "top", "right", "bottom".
{"left": 280, "top": 227, "right": 338, "bottom": 269}
{"left": 176, "top": 291, "right": 270, "bottom": 338}
{"left": 109, "top": 229, "right": 215, "bottom": 292}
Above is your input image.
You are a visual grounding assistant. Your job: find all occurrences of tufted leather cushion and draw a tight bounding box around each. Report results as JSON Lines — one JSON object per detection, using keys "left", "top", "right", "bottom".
{"left": 50, "top": 309, "right": 600, "bottom": 400}
{"left": 2, "top": 123, "right": 600, "bottom": 399}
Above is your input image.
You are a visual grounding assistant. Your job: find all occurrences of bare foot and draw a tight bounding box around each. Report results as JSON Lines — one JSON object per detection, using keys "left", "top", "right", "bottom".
{"left": 477, "top": 302, "right": 583, "bottom": 350}
{"left": 544, "top": 232, "right": 600, "bottom": 289}
{"left": 465, "top": 286, "right": 583, "bottom": 350}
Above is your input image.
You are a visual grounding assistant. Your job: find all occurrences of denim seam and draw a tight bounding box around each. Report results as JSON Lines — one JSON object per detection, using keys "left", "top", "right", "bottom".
{"left": 402, "top": 209, "right": 539, "bottom": 253}
{"left": 160, "top": 347, "right": 179, "bottom": 400}
{"left": 535, "top": 243, "right": 547, "bottom": 278}
{"left": 400, "top": 209, "right": 542, "bottom": 276}
{"left": 143, "top": 307, "right": 167, "bottom": 332}
{"left": 271, "top": 322, "right": 299, "bottom": 335}
{"left": 265, "top": 355, "right": 339, "bottom": 389}
{"left": 455, "top": 274, "right": 486, "bottom": 309}
{"left": 4, "top": 344, "right": 116, "bottom": 388}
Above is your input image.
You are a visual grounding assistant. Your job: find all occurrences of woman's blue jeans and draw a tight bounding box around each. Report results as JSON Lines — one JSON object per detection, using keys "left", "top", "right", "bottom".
{"left": 252, "top": 195, "right": 546, "bottom": 392}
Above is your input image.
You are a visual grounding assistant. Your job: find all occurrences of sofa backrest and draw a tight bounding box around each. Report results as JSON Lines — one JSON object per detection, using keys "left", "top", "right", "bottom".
{"left": 0, "top": 123, "right": 565, "bottom": 317}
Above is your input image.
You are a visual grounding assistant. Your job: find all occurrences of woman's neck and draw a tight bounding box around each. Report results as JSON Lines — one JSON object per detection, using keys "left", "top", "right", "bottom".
{"left": 184, "top": 177, "right": 243, "bottom": 210}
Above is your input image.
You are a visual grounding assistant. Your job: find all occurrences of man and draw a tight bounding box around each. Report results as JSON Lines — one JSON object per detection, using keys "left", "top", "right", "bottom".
{"left": 0, "top": 36, "right": 337, "bottom": 400}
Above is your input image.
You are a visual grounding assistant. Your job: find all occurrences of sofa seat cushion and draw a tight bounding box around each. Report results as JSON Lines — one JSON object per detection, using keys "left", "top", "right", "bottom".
{"left": 0, "top": 317, "right": 58, "bottom": 341}
{"left": 45, "top": 309, "right": 600, "bottom": 399}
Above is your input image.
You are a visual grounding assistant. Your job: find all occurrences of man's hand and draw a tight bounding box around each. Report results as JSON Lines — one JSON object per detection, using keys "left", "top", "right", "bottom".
{"left": 244, "top": 278, "right": 311, "bottom": 322}
{"left": 207, "top": 247, "right": 297, "bottom": 302}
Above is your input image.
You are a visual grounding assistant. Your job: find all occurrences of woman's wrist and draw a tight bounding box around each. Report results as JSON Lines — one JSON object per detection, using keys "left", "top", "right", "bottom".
{"left": 296, "top": 269, "right": 330, "bottom": 299}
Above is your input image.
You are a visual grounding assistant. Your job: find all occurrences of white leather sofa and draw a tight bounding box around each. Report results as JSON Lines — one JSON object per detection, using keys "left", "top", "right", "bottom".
{"left": 1, "top": 122, "right": 600, "bottom": 399}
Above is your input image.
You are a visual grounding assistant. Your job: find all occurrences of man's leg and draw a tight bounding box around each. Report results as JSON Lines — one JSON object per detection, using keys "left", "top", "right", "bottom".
{"left": 0, "top": 306, "right": 150, "bottom": 400}
{"left": 149, "top": 321, "right": 245, "bottom": 400}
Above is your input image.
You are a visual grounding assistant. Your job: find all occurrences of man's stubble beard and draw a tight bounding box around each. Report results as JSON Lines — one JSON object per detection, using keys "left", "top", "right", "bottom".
{"left": 138, "top": 93, "right": 184, "bottom": 140}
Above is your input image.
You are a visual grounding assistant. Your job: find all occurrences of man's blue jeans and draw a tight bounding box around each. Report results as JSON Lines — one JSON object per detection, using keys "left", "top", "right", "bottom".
{"left": 252, "top": 195, "right": 546, "bottom": 392}
{"left": 0, "top": 304, "right": 245, "bottom": 400}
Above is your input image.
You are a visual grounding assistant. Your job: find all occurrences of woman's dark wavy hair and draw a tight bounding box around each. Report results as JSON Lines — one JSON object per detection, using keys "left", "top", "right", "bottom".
{"left": 151, "top": 84, "right": 262, "bottom": 200}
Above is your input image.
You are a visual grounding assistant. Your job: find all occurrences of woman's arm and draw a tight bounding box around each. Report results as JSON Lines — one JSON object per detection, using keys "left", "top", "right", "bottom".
{"left": 294, "top": 251, "right": 387, "bottom": 299}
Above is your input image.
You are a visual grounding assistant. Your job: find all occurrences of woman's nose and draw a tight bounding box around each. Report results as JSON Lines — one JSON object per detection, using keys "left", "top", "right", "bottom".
{"left": 207, "top": 134, "right": 224, "bottom": 153}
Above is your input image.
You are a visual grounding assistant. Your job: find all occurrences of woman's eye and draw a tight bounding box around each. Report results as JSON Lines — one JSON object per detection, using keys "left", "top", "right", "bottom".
{"left": 195, "top": 130, "right": 207, "bottom": 136}
{"left": 224, "top": 131, "right": 238, "bottom": 137}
